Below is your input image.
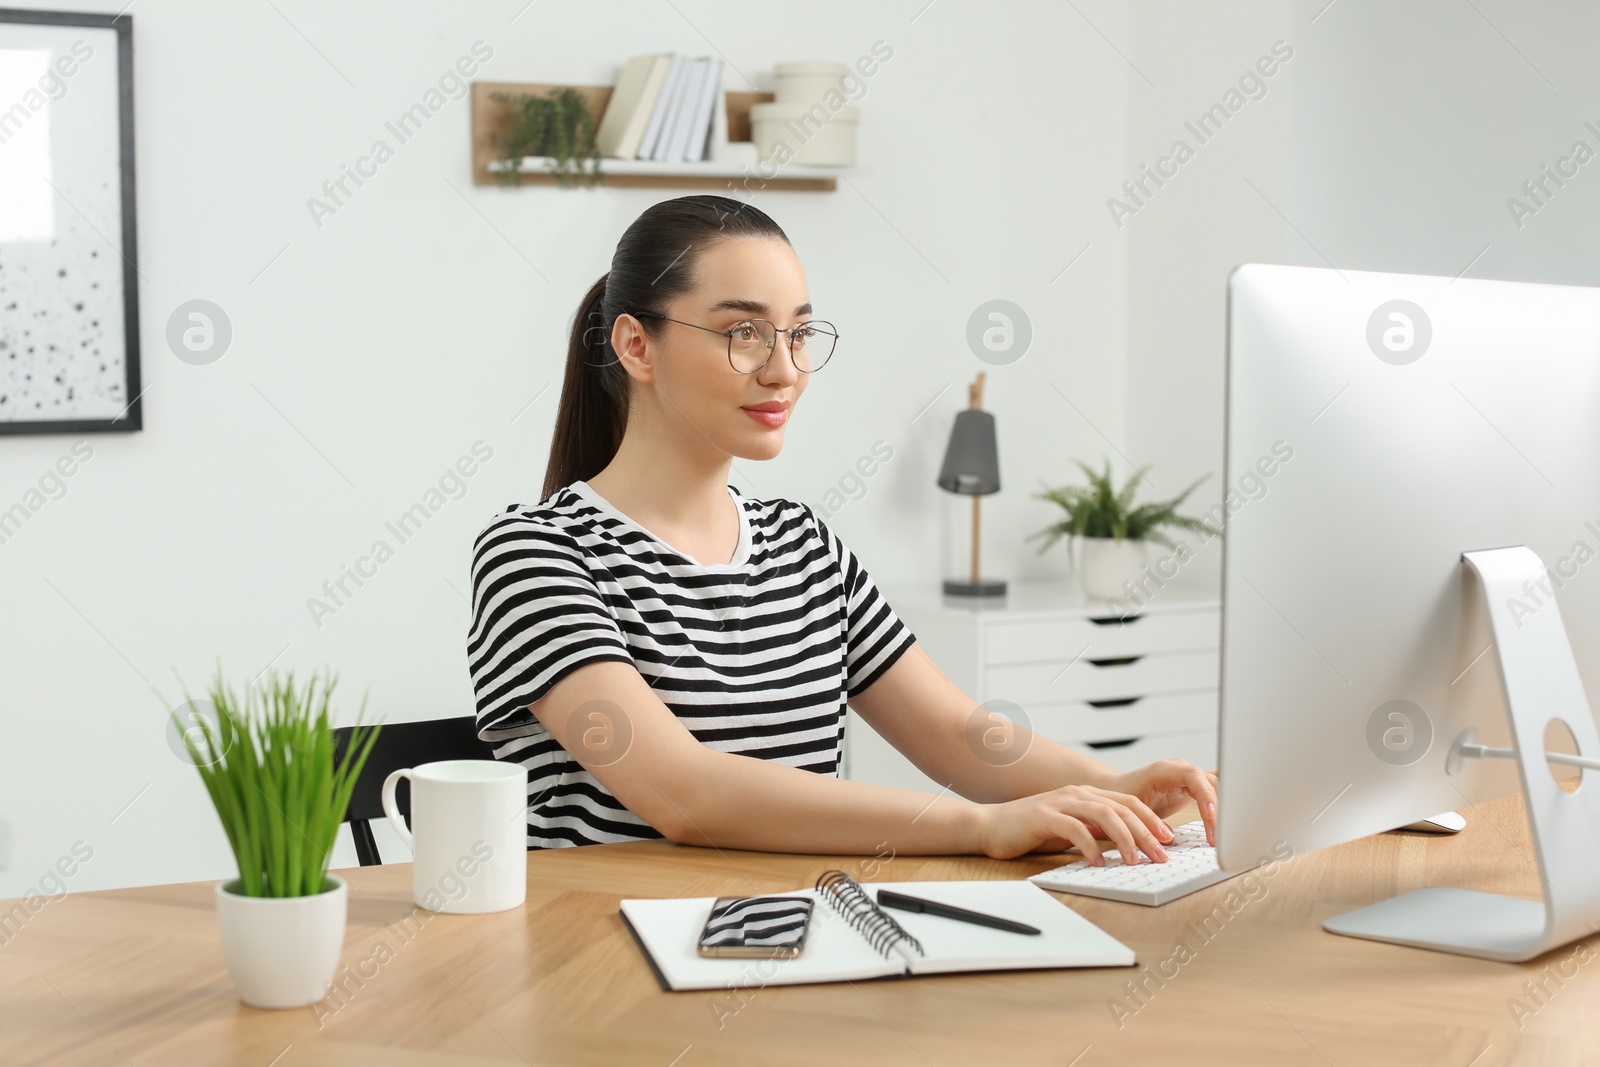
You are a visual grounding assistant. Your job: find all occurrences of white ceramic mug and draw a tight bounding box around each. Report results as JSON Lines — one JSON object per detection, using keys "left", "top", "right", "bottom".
{"left": 381, "top": 759, "right": 527, "bottom": 914}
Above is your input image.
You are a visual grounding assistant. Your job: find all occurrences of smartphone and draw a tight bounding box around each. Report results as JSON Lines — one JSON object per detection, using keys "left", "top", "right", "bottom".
{"left": 696, "top": 894, "right": 815, "bottom": 959}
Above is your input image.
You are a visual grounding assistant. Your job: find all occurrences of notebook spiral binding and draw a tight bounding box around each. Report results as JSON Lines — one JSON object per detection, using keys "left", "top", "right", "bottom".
{"left": 814, "top": 869, "right": 926, "bottom": 961}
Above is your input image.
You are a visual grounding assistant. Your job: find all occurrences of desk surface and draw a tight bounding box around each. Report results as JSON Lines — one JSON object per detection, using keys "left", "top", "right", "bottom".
{"left": 1, "top": 793, "right": 1594, "bottom": 1066}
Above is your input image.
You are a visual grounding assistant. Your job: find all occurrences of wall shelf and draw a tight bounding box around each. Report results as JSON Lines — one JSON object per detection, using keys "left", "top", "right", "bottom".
{"left": 470, "top": 81, "right": 844, "bottom": 192}
{"left": 485, "top": 156, "right": 847, "bottom": 189}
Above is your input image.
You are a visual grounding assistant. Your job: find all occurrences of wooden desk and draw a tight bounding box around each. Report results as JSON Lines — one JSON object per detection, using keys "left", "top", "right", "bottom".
{"left": 2, "top": 793, "right": 1595, "bottom": 1066}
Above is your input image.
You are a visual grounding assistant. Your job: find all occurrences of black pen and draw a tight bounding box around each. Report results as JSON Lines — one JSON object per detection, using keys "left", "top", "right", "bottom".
{"left": 876, "top": 889, "right": 1041, "bottom": 935}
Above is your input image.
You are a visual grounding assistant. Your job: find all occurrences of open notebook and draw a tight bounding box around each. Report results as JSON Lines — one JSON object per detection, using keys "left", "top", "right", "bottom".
{"left": 619, "top": 871, "right": 1136, "bottom": 991}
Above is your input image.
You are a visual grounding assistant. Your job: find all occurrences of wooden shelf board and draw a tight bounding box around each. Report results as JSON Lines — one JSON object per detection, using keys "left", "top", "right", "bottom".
{"left": 487, "top": 157, "right": 843, "bottom": 192}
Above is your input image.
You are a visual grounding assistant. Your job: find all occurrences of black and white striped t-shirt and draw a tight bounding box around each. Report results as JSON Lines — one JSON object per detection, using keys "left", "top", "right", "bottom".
{"left": 466, "top": 479, "right": 917, "bottom": 849}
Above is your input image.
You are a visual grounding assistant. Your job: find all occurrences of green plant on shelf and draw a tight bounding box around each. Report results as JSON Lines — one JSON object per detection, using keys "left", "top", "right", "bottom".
{"left": 1026, "top": 457, "right": 1221, "bottom": 570}
{"left": 491, "top": 86, "right": 603, "bottom": 188}
{"left": 171, "top": 666, "right": 381, "bottom": 898}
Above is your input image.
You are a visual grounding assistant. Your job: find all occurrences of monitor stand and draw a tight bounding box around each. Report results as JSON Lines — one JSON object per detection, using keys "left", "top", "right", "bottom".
{"left": 1323, "top": 545, "right": 1600, "bottom": 962}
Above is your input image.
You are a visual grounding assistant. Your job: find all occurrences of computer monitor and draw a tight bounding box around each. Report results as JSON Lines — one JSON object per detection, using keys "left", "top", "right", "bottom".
{"left": 1216, "top": 263, "right": 1600, "bottom": 961}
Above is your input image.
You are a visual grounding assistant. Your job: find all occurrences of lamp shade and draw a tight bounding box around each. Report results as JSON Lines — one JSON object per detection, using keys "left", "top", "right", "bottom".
{"left": 936, "top": 409, "right": 1000, "bottom": 496}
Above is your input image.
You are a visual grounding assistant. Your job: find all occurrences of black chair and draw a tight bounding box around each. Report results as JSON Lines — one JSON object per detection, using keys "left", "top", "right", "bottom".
{"left": 333, "top": 715, "right": 496, "bottom": 866}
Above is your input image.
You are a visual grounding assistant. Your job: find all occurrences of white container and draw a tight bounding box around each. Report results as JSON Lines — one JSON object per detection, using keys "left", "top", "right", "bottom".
{"left": 774, "top": 61, "right": 850, "bottom": 108}
{"left": 749, "top": 102, "right": 859, "bottom": 167}
{"left": 1077, "top": 536, "right": 1149, "bottom": 601}
{"left": 215, "top": 875, "right": 347, "bottom": 1009}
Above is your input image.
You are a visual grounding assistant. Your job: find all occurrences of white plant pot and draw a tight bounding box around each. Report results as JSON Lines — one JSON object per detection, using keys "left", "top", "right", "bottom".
{"left": 1077, "top": 537, "right": 1148, "bottom": 601}
{"left": 215, "top": 875, "right": 347, "bottom": 1009}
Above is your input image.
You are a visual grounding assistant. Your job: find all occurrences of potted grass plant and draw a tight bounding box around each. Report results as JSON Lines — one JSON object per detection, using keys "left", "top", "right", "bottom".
{"left": 1028, "top": 458, "right": 1221, "bottom": 600}
{"left": 170, "top": 666, "right": 381, "bottom": 1009}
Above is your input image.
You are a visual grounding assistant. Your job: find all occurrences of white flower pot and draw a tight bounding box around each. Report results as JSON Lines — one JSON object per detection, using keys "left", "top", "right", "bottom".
{"left": 1077, "top": 536, "right": 1148, "bottom": 601}
{"left": 215, "top": 875, "right": 347, "bottom": 1009}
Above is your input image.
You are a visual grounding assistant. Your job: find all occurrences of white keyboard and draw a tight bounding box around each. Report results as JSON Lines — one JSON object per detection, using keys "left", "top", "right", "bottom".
{"left": 1027, "top": 821, "right": 1247, "bottom": 906}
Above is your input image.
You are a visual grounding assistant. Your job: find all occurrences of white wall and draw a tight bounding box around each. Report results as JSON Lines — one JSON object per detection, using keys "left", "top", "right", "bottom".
{"left": 0, "top": 0, "right": 1136, "bottom": 896}
{"left": 1123, "top": 0, "right": 1600, "bottom": 594}
{"left": 1123, "top": 1, "right": 1293, "bottom": 595}
{"left": 1284, "top": 0, "right": 1600, "bottom": 285}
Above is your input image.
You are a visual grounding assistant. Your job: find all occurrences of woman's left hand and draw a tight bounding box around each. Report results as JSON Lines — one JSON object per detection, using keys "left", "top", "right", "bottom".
{"left": 1099, "top": 759, "right": 1220, "bottom": 846}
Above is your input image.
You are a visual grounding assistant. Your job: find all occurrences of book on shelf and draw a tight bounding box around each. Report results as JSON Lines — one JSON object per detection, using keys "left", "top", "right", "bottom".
{"left": 636, "top": 54, "right": 689, "bottom": 160}
{"left": 589, "top": 51, "right": 727, "bottom": 166}
{"left": 660, "top": 57, "right": 707, "bottom": 163}
{"left": 652, "top": 54, "right": 703, "bottom": 162}
{"left": 594, "top": 53, "right": 671, "bottom": 159}
{"left": 681, "top": 57, "right": 722, "bottom": 162}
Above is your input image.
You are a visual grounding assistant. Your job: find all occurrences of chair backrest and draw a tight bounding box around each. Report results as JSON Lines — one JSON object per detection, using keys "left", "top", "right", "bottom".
{"left": 333, "top": 715, "right": 497, "bottom": 865}
{"left": 334, "top": 714, "right": 493, "bottom": 821}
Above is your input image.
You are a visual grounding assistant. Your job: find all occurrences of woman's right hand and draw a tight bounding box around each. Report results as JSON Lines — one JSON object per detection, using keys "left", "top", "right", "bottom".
{"left": 974, "top": 784, "right": 1176, "bottom": 863}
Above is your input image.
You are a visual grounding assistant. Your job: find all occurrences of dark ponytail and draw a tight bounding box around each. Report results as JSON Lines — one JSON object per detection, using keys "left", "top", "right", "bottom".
{"left": 542, "top": 194, "right": 790, "bottom": 501}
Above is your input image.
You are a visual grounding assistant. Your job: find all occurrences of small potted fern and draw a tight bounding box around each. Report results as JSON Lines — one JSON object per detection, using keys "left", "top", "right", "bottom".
{"left": 170, "top": 666, "right": 381, "bottom": 1009}
{"left": 1028, "top": 458, "right": 1221, "bottom": 600}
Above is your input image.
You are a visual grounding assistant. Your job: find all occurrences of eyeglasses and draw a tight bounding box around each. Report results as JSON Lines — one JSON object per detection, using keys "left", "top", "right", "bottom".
{"left": 633, "top": 312, "right": 838, "bottom": 374}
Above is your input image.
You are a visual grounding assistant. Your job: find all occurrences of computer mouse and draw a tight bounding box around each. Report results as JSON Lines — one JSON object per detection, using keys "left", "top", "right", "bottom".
{"left": 1393, "top": 811, "right": 1467, "bottom": 834}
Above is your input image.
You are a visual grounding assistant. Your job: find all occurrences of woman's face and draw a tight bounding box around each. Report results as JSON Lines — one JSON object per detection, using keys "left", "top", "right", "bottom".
{"left": 613, "top": 235, "right": 813, "bottom": 463}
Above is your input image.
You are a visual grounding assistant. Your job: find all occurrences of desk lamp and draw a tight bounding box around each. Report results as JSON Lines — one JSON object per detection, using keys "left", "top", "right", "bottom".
{"left": 937, "top": 372, "right": 1006, "bottom": 597}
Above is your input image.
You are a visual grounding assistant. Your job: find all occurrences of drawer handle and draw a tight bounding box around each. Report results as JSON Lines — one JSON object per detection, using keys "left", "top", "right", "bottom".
{"left": 1087, "top": 655, "right": 1143, "bottom": 668}
{"left": 1088, "top": 613, "right": 1143, "bottom": 627}
{"left": 1086, "top": 697, "right": 1143, "bottom": 709}
{"left": 1086, "top": 737, "right": 1141, "bottom": 750}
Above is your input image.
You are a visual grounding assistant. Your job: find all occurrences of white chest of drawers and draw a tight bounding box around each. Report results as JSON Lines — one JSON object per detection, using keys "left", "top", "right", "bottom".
{"left": 843, "top": 581, "right": 1222, "bottom": 793}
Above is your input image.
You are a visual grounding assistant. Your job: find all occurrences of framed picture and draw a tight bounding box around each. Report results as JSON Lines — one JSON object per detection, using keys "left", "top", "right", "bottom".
{"left": 0, "top": 8, "right": 141, "bottom": 434}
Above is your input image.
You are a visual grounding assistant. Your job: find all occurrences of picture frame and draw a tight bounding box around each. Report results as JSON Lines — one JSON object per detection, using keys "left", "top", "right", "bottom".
{"left": 0, "top": 7, "right": 141, "bottom": 435}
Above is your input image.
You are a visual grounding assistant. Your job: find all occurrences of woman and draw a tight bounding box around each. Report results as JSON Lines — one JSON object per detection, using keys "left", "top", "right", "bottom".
{"left": 467, "top": 194, "right": 1217, "bottom": 863}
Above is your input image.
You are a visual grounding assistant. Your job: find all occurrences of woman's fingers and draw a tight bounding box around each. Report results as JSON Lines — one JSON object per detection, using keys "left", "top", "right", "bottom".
{"left": 1079, "top": 799, "right": 1168, "bottom": 864}
{"left": 1130, "top": 760, "right": 1220, "bottom": 844}
{"left": 1182, "top": 765, "right": 1220, "bottom": 845}
{"left": 1084, "top": 802, "right": 1142, "bottom": 863}
{"left": 1051, "top": 814, "right": 1104, "bottom": 865}
{"left": 1116, "top": 799, "right": 1172, "bottom": 863}
{"left": 1093, "top": 787, "right": 1175, "bottom": 846}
